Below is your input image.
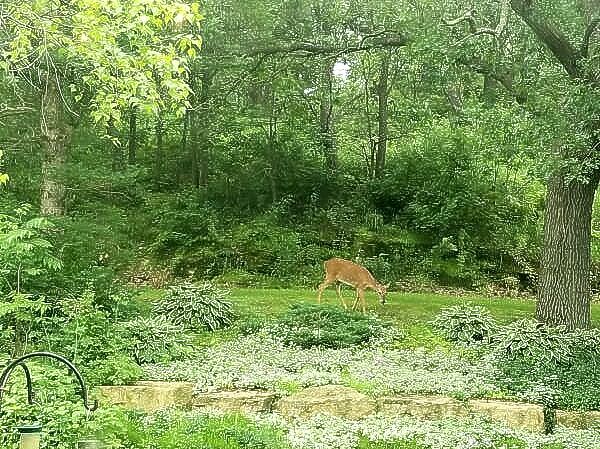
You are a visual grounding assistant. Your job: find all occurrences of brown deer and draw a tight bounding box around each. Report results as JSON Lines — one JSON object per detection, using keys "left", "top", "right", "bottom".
{"left": 317, "top": 257, "right": 388, "bottom": 313}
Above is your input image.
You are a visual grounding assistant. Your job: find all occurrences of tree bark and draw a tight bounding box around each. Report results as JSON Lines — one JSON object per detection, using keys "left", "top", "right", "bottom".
{"left": 128, "top": 107, "right": 137, "bottom": 165}
{"left": 177, "top": 108, "right": 189, "bottom": 187}
{"left": 40, "top": 76, "right": 69, "bottom": 216}
{"left": 190, "top": 69, "right": 214, "bottom": 188}
{"left": 153, "top": 117, "right": 164, "bottom": 189}
{"left": 375, "top": 54, "right": 390, "bottom": 178}
{"left": 537, "top": 170, "right": 600, "bottom": 329}
{"left": 509, "top": 0, "right": 599, "bottom": 328}
{"left": 108, "top": 118, "right": 122, "bottom": 171}
{"left": 319, "top": 59, "right": 337, "bottom": 174}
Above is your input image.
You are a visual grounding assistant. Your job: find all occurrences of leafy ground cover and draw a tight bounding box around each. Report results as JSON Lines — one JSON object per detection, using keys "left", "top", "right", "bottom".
{"left": 4, "top": 399, "right": 599, "bottom": 449}
{"left": 140, "top": 288, "right": 600, "bottom": 411}
{"left": 139, "top": 287, "right": 600, "bottom": 348}
{"left": 3, "top": 286, "right": 599, "bottom": 449}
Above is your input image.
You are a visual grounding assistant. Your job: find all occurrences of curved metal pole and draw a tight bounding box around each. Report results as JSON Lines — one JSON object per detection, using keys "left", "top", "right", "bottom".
{"left": 0, "top": 362, "right": 34, "bottom": 407}
{"left": 0, "top": 351, "right": 98, "bottom": 413}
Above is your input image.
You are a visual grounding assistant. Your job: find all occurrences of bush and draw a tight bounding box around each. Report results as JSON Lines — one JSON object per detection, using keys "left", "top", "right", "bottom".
{"left": 492, "top": 320, "right": 600, "bottom": 410}
{"left": 0, "top": 363, "right": 143, "bottom": 449}
{"left": 234, "top": 312, "right": 268, "bottom": 335}
{"left": 494, "top": 319, "right": 573, "bottom": 364}
{"left": 430, "top": 305, "right": 497, "bottom": 344}
{"left": 44, "top": 292, "right": 142, "bottom": 386}
{"left": 118, "top": 317, "right": 192, "bottom": 364}
{"left": 269, "top": 303, "right": 390, "bottom": 349}
{"left": 155, "top": 281, "right": 234, "bottom": 331}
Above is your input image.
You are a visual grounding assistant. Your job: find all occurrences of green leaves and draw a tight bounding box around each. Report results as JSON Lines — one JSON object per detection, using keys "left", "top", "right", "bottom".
{"left": 154, "top": 281, "right": 234, "bottom": 331}
{"left": 0, "top": 210, "right": 62, "bottom": 293}
{"left": 1, "top": 0, "right": 204, "bottom": 128}
{"left": 430, "top": 305, "right": 498, "bottom": 344}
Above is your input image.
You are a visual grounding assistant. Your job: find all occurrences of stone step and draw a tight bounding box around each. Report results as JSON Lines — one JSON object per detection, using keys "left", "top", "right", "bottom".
{"left": 96, "top": 383, "right": 598, "bottom": 433}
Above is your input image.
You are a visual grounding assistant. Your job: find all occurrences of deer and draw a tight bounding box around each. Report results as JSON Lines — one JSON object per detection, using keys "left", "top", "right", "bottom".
{"left": 317, "top": 257, "right": 388, "bottom": 313}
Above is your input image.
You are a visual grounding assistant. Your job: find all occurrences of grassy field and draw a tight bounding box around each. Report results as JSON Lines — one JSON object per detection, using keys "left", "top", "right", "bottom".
{"left": 138, "top": 286, "right": 600, "bottom": 348}
{"left": 229, "top": 287, "right": 600, "bottom": 325}
{"left": 223, "top": 287, "right": 600, "bottom": 349}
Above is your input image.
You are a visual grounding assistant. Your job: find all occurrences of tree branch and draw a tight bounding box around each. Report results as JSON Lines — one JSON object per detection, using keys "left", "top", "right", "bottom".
{"left": 0, "top": 106, "right": 34, "bottom": 120}
{"left": 443, "top": 9, "right": 477, "bottom": 33}
{"left": 581, "top": 18, "right": 600, "bottom": 58}
{"left": 510, "top": 0, "right": 581, "bottom": 78}
{"left": 496, "top": 0, "right": 510, "bottom": 36}
{"left": 456, "top": 56, "right": 526, "bottom": 103}
{"left": 445, "top": 0, "right": 509, "bottom": 47}
{"left": 228, "top": 35, "right": 410, "bottom": 58}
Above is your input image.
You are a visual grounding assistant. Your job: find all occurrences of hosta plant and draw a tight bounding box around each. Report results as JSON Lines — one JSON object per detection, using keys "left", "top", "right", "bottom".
{"left": 430, "top": 305, "right": 497, "bottom": 344}
{"left": 154, "top": 281, "right": 234, "bottom": 331}
{"left": 118, "top": 316, "right": 192, "bottom": 364}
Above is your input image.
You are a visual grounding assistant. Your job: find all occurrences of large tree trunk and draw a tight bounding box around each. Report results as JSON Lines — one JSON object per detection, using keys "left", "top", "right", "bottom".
{"left": 375, "top": 54, "right": 390, "bottom": 178}
{"left": 536, "top": 171, "right": 599, "bottom": 329}
{"left": 40, "top": 77, "right": 69, "bottom": 216}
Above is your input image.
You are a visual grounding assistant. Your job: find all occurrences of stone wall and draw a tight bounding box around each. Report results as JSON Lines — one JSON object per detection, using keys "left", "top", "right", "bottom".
{"left": 96, "top": 383, "right": 598, "bottom": 433}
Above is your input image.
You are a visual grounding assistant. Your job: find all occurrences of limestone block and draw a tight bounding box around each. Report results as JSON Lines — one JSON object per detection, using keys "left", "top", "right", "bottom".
{"left": 468, "top": 399, "right": 545, "bottom": 433}
{"left": 378, "top": 395, "right": 469, "bottom": 419}
{"left": 193, "top": 390, "right": 278, "bottom": 413}
{"left": 274, "top": 385, "right": 376, "bottom": 420}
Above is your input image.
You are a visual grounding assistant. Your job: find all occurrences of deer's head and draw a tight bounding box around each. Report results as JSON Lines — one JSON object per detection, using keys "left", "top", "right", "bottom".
{"left": 376, "top": 284, "right": 388, "bottom": 304}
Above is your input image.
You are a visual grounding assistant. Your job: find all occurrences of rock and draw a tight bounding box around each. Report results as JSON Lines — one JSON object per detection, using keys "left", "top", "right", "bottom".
{"left": 193, "top": 391, "right": 278, "bottom": 414}
{"left": 378, "top": 395, "right": 469, "bottom": 419}
{"left": 468, "top": 399, "right": 545, "bottom": 433}
{"left": 556, "top": 410, "right": 600, "bottom": 430}
{"left": 274, "top": 385, "right": 376, "bottom": 420}
{"left": 96, "top": 382, "right": 194, "bottom": 411}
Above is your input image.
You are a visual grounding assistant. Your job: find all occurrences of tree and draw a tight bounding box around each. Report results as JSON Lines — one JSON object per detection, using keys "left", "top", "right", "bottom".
{"left": 1, "top": 0, "right": 203, "bottom": 212}
{"left": 447, "top": 0, "right": 600, "bottom": 328}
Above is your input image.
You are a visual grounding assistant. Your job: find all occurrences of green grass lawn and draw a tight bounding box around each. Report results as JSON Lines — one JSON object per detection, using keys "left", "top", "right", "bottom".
{"left": 229, "top": 287, "right": 600, "bottom": 326}
{"left": 223, "top": 287, "right": 600, "bottom": 349}
{"left": 138, "top": 286, "right": 600, "bottom": 348}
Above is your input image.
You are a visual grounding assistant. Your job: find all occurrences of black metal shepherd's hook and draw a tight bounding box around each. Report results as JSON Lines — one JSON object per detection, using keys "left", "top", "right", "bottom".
{"left": 0, "top": 351, "right": 98, "bottom": 413}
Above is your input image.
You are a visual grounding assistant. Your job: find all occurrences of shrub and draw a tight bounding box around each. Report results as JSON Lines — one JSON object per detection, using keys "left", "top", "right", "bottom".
{"left": 155, "top": 281, "right": 234, "bottom": 331}
{"left": 494, "top": 319, "right": 573, "bottom": 364}
{"left": 234, "top": 313, "right": 268, "bottom": 335}
{"left": 269, "top": 303, "right": 389, "bottom": 349}
{"left": 84, "top": 353, "right": 143, "bottom": 386}
{"left": 44, "top": 292, "right": 142, "bottom": 386}
{"left": 492, "top": 320, "right": 600, "bottom": 410}
{"left": 0, "top": 363, "right": 144, "bottom": 449}
{"left": 118, "top": 316, "right": 192, "bottom": 364}
{"left": 430, "top": 305, "right": 497, "bottom": 344}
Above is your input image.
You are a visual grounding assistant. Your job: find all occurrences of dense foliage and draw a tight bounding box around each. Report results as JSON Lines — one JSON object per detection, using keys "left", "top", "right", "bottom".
{"left": 493, "top": 321, "right": 600, "bottom": 410}
{"left": 430, "top": 305, "right": 498, "bottom": 344}
{"left": 1, "top": 0, "right": 600, "bottom": 446}
{"left": 270, "top": 303, "right": 392, "bottom": 349}
{"left": 155, "top": 281, "right": 234, "bottom": 331}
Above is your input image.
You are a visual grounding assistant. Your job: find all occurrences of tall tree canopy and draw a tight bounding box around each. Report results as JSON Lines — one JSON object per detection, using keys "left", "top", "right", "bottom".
{"left": 0, "top": 0, "right": 598, "bottom": 329}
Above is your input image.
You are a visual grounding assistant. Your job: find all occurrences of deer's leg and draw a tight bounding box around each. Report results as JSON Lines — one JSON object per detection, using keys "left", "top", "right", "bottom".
{"left": 335, "top": 284, "right": 348, "bottom": 309}
{"left": 358, "top": 288, "right": 366, "bottom": 313}
{"left": 317, "top": 278, "right": 333, "bottom": 303}
{"left": 351, "top": 289, "right": 360, "bottom": 311}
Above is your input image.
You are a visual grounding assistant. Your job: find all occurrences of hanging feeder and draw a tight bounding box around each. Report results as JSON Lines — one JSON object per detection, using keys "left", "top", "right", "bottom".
{"left": 0, "top": 352, "right": 102, "bottom": 449}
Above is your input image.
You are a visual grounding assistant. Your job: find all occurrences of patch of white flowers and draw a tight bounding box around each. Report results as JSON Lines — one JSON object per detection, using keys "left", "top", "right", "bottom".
{"left": 258, "top": 413, "right": 600, "bottom": 449}
{"left": 139, "top": 408, "right": 600, "bottom": 449}
{"left": 142, "top": 332, "right": 504, "bottom": 398}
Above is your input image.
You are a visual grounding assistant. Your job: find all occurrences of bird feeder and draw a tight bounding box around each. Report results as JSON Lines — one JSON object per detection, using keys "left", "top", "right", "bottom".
{"left": 0, "top": 352, "right": 102, "bottom": 449}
